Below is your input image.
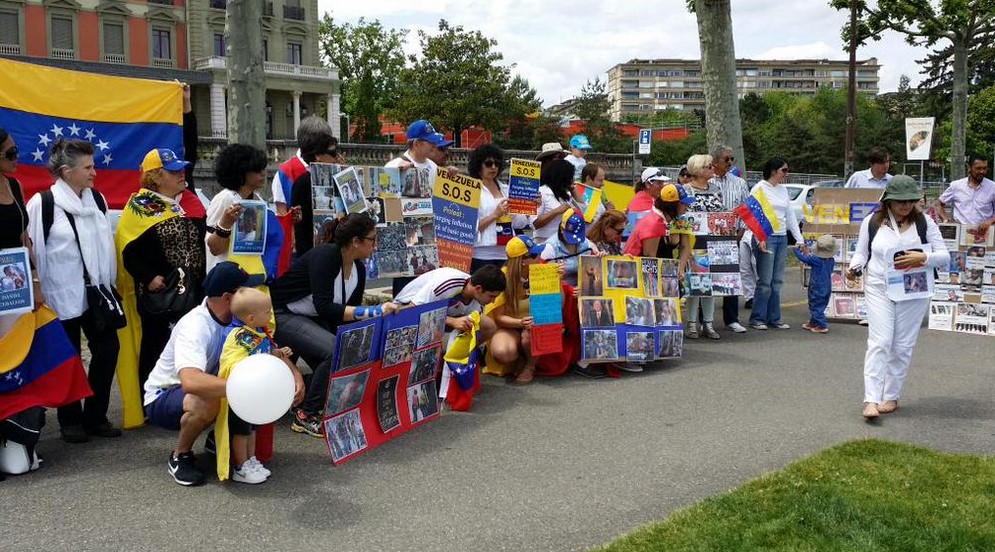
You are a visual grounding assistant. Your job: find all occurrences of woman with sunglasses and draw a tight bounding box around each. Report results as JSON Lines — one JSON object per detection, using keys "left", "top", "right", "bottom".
{"left": 269, "top": 214, "right": 398, "bottom": 437}
{"left": 587, "top": 209, "right": 628, "bottom": 256}
{"left": 682, "top": 154, "right": 723, "bottom": 340}
{"left": 846, "top": 176, "right": 948, "bottom": 420}
{"left": 116, "top": 149, "right": 206, "bottom": 395}
{"left": 469, "top": 144, "right": 529, "bottom": 271}
{"left": 0, "top": 129, "right": 44, "bottom": 309}
{"left": 748, "top": 157, "right": 806, "bottom": 331}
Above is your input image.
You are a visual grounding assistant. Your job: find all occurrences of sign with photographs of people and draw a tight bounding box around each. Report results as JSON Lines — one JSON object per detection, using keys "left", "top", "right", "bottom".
{"left": 927, "top": 222, "right": 995, "bottom": 337}
{"left": 678, "top": 212, "right": 743, "bottom": 297}
{"left": 577, "top": 255, "right": 683, "bottom": 363}
{"left": 799, "top": 232, "right": 868, "bottom": 320}
{"left": 321, "top": 299, "right": 449, "bottom": 465}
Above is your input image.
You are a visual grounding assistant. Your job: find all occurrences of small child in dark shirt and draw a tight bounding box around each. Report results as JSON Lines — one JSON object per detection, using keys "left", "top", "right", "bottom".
{"left": 793, "top": 234, "right": 837, "bottom": 333}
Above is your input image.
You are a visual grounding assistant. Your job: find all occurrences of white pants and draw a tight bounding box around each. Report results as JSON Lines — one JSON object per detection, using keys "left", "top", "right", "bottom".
{"left": 862, "top": 282, "right": 929, "bottom": 404}
{"left": 739, "top": 239, "right": 757, "bottom": 301}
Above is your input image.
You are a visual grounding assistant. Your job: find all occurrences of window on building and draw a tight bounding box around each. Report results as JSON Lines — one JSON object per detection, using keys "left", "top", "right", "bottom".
{"left": 102, "top": 20, "right": 124, "bottom": 61}
{"left": 152, "top": 27, "right": 171, "bottom": 59}
{"left": 262, "top": 38, "right": 268, "bottom": 61}
{"left": 213, "top": 33, "right": 225, "bottom": 57}
{"left": 640, "top": 69, "right": 655, "bottom": 76}
{"left": 638, "top": 80, "right": 654, "bottom": 88}
{"left": 287, "top": 41, "right": 302, "bottom": 65}
{"left": 51, "top": 15, "right": 73, "bottom": 50}
{"left": 670, "top": 81, "right": 684, "bottom": 88}
{"left": 0, "top": 10, "right": 18, "bottom": 46}
{"left": 623, "top": 70, "right": 638, "bottom": 77}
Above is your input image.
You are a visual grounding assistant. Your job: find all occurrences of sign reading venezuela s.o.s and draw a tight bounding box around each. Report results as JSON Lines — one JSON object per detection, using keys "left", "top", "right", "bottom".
{"left": 432, "top": 169, "right": 481, "bottom": 273}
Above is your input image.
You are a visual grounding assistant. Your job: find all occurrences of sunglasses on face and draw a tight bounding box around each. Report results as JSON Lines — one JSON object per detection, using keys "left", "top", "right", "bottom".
{"left": 327, "top": 149, "right": 339, "bottom": 157}
{"left": 612, "top": 226, "right": 626, "bottom": 233}
{"left": 723, "top": 156, "right": 734, "bottom": 163}
{"left": 779, "top": 167, "right": 789, "bottom": 173}
{"left": 3, "top": 146, "right": 18, "bottom": 161}
{"left": 483, "top": 159, "right": 498, "bottom": 168}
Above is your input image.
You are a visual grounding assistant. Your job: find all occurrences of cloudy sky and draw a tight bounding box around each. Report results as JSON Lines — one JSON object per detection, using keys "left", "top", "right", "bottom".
{"left": 316, "top": 0, "right": 932, "bottom": 107}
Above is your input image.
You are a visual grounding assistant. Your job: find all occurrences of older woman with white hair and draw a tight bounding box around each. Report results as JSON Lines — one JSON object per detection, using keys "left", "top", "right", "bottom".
{"left": 682, "top": 153, "right": 723, "bottom": 339}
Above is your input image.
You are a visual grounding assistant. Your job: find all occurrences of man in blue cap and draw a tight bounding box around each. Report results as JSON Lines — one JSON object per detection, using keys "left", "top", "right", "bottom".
{"left": 385, "top": 120, "right": 450, "bottom": 294}
{"left": 565, "top": 134, "right": 593, "bottom": 182}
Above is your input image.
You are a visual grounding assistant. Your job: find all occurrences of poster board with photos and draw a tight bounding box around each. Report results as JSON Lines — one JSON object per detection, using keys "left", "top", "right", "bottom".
{"left": 0, "top": 247, "right": 34, "bottom": 316}
{"left": 577, "top": 255, "right": 683, "bottom": 363}
{"left": 322, "top": 300, "right": 449, "bottom": 465}
{"left": 927, "top": 222, "right": 995, "bottom": 337}
{"left": 686, "top": 212, "right": 743, "bottom": 297}
{"left": 799, "top": 188, "right": 882, "bottom": 320}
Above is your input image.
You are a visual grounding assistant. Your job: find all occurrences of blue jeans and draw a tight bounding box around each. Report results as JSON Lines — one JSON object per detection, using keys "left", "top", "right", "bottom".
{"left": 750, "top": 235, "right": 787, "bottom": 325}
{"left": 808, "top": 289, "right": 830, "bottom": 329}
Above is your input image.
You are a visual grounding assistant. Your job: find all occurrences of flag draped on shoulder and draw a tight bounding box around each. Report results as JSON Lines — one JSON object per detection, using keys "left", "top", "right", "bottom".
{"left": 0, "top": 57, "right": 183, "bottom": 209}
{"left": 0, "top": 306, "right": 92, "bottom": 420}
{"left": 735, "top": 186, "right": 782, "bottom": 242}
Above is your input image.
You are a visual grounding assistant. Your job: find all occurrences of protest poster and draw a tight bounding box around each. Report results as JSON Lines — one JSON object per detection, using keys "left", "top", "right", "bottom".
{"left": 375, "top": 200, "right": 438, "bottom": 278}
{"left": 578, "top": 255, "right": 683, "bottom": 362}
{"left": 323, "top": 300, "right": 448, "bottom": 465}
{"left": 528, "top": 263, "right": 563, "bottom": 356}
{"left": 366, "top": 166, "right": 403, "bottom": 197}
{"left": 507, "top": 158, "right": 541, "bottom": 215}
{"left": 0, "top": 247, "right": 34, "bottom": 316}
{"left": 685, "top": 213, "right": 744, "bottom": 297}
{"left": 230, "top": 200, "right": 267, "bottom": 255}
{"left": 928, "top": 222, "right": 995, "bottom": 337}
{"left": 431, "top": 168, "right": 481, "bottom": 273}
{"left": 333, "top": 166, "right": 369, "bottom": 215}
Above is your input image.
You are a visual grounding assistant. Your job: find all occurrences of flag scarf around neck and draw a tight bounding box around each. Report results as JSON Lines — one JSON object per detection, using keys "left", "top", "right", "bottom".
{"left": 0, "top": 57, "right": 183, "bottom": 209}
{"left": 0, "top": 306, "right": 92, "bottom": 420}
{"left": 735, "top": 186, "right": 782, "bottom": 242}
{"left": 113, "top": 190, "right": 186, "bottom": 428}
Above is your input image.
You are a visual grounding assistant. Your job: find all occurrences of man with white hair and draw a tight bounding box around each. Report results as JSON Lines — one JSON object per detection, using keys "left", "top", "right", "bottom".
{"left": 709, "top": 144, "right": 750, "bottom": 333}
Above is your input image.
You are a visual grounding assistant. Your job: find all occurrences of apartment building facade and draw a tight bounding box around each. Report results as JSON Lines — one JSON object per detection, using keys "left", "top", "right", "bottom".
{"left": 607, "top": 58, "right": 880, "bottom": 121}
{"left": 0, "top": 0, "right": 340, "bottom": 140}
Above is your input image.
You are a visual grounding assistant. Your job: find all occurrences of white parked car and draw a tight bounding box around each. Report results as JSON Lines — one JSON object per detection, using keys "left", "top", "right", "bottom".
{"left": 782, "top": 184, "right": 815, "bottom": 226}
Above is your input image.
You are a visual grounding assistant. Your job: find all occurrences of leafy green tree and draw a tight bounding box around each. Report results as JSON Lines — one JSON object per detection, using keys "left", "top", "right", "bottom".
{"left": 571, "top": 78, "right": 629, "bottom": 153}
{"left": 645, "top": 132, "right": 708, "bottom": 167}
{"left": 318, "top": 16, "right": 406, "bottom": 142}
{"left": 966, "top": 85, "right": 995, "bottom": 159}
{"left": 391, "top": 20, "right": 540, "bottom": 147}
{"left": 830, "top": 0, "right": 995, "bottom": 179}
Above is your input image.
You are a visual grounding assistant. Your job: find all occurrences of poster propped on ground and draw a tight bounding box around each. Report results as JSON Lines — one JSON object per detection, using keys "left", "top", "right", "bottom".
{"left": 0, "top": 247, "right": 34, "bottom": 316}
{"left": 432, "top": 169, "right": 481, "bottom": 273}
{"left": 928, "top": 221, "right": 995, "bottom": 337}
{"left": 528, "top": 263, "right": 563, "bottom": 356}
{"left": 578, "top": 255, "right": 683, "bottom": 363}
{"left": 507, "top": 158, "right": 541, "bottom": 215}
{"left": 323, "top": 300, "right": 449, "bottom": 465}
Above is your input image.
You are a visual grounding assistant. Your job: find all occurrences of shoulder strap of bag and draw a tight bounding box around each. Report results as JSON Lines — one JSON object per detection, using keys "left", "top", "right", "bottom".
{"left": 915, "top": 216, "right": 927, "bottom": 245}
{"left": 866, "top": 217, "right": 880, "bottom": 260}
{"left": 61, "top": 210, "right": 93, "bottom": 287}
{"left": 41, "top": 191, "right": 54, "bottom": 244}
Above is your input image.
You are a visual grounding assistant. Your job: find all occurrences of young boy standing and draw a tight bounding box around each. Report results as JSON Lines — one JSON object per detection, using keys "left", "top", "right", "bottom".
{"left": 793, "top": 234, "right": 837, "bottom": 334}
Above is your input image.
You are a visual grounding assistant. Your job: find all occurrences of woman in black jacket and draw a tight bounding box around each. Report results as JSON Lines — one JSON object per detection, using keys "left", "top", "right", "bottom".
{"left": 270, "top": 213, "right": 396, "bottom": 436}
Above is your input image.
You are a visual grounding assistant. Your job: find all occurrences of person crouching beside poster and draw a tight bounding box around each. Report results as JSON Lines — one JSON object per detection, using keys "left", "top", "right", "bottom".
{"left": 846, "top": 176, "right": 949, "bottom": 421}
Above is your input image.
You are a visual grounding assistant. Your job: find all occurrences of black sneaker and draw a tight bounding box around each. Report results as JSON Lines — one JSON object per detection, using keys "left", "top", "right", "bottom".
{"left": 744, "top": 299, "right": 754, "bottom": 310}
{"left": 573, "top": 364, "right": 607, "bottom": 379}
{"left": 167, "top": 451, "right": 205, "bottom": 486}
{"left": 60, "top": 425, "right": 89, "bottom": 444}
{"left": 84, "top": 421, "right": 122, "bottom": 438}
{"left": 290, "top": 410, "right": 323, "bottom": 438}
{"left": 204, "top": 430, "right": 216, "bottom": 456}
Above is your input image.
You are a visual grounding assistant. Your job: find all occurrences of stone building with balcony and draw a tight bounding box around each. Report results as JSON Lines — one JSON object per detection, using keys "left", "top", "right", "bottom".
{"left": 0, "top": 0, "right": 340, "bottom": 141}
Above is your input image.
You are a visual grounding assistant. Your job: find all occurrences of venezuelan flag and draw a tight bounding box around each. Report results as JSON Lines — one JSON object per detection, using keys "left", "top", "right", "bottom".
{"left": 0, "top": 306, "right": 92, "bottom": 420}
{"left": 573, "top": 183, "right": 603, "bottom": 223}
{"left": 0, "top": 57, "right": 183, "bottom": 209}
{"left": 735, "top": 187, "right": 782, "bottom": 242}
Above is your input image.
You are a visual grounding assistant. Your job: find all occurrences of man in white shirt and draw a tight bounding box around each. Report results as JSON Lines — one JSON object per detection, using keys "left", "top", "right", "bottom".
{"left": 564, "top": 134, "right": 592, "bottom": 182}
{"left": 709, "top": 144, "right": 750, "bottom": 333}
{"left": 393, "top": 265, "right": 505, "bottom": 343}
{"left": 143, "top": 262, "right": 263, "bottom": 487}
{"left": 845, "top": 147, "right": 892, "bottom": 189}
{"left": 935, "top": 155, "right": 995, "bottom": 233}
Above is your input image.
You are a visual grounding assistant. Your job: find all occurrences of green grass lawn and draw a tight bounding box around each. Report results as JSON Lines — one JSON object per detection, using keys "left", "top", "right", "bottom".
{"left": 595, "top": 439, "right": 995, "bottom": 552}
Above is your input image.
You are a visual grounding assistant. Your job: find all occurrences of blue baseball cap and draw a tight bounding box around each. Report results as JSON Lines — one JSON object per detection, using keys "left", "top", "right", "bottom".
{"left": 431, "top": 132, "right": 453, "bottom": 148}
{"left": 141, "top": 148, "right": 190, "bottom": 173}
{"left": 560, "top": 210, "right": 586, "bottom": 245}
{"left": 569, "top": 135, "right": 592, "bottom": 150}
{"left": 202, "top": 261, "right": 265, "bottom": 297}
{"left": 406, "top": 120, "right": 448, "bottom": 146}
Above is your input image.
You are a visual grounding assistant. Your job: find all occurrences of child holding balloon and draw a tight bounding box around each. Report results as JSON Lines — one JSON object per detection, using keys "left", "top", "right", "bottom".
{"left": 217, "top": 287, "right": 305, "bottom": 484}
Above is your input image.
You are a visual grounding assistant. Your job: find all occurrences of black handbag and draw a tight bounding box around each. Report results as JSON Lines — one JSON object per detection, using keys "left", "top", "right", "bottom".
{"left": 64, "top": 211, "right": 127, "bottom": 333}
{"left": 137, "top": 266, "right": 201, "bottom": 317}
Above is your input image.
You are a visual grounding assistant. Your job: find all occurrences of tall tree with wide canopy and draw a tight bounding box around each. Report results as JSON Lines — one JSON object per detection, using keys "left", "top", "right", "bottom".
{"left": 831, "top": 0, "right": 995, "bottom": 179}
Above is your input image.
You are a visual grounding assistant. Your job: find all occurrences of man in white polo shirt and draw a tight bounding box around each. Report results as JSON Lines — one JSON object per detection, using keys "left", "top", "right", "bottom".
{"left": 935, "top": 155, "right": 995, "bottom": 234}
{"left": 393, "top": 265, "right": 505, "bottom": 342}
{"left": 845, "top": 147, "right": 892, "bottom": 189}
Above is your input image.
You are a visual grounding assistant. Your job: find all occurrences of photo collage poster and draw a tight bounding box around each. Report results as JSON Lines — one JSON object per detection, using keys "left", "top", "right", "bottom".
{"left": 927, "top": 222, "right": 995, "bottom": 337}
{"left": 577, "top": 255, "right": 683, "bottom": 363}
{"left": 0, "top": 247, "right": 34, "bottom": 316}
{"left": 687, "top": 212, "right": 742, "bottom": 297}
{"left": 322, "top": 299, "right": 449, "bottom": 465}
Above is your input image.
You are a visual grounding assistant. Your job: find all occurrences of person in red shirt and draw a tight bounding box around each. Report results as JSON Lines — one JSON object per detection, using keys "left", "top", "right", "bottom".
{"left": 624, "top": 183, "right": 695, "bottom": 265}
{"left": 627, "top": 167, "right": 672, "bottom": 215}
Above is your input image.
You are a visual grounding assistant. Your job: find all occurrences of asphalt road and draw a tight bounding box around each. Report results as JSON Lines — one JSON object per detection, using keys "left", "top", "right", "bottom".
{"left": 3, "top": 267, "right": 994, "bottom": 552}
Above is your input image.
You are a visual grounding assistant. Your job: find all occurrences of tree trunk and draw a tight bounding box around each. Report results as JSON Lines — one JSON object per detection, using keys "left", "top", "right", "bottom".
{"left": 694, "top": 0, "right": 746, "bottom": 171}
{"left": 950, "top": 38, "right": 969, "bottom": 180}
{"left": 225, "top": 0, "right": 266, "bottom": 150}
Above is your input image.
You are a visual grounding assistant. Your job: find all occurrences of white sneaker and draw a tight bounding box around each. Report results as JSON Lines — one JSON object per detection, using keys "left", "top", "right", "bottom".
{"left": 247, "top": 456, "right": 271, "bottom": 478}
{"left": 232, "top": 462, "right": 268, "bottom": 484}
{"left": 726, "top": 322, "right": 747, "bottom": 333}
{"left": 615, "top": 362, "right": 644, "bottom": 373}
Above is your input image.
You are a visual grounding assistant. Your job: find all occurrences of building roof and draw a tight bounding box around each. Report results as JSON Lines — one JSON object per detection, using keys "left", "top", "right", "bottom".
{"left": 617, "top": 57, "right": 879, "bottom": 67}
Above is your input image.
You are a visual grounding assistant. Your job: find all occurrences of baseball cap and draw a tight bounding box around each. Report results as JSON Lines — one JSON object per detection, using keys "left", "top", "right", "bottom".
{"left": 406, "top": 120, "right": 448, "bottom": 146}
{"left": 569, "top": 135, "right": 592, "bottom": 150}
{"left": 641, "top": 167, "right": 671, "bottom": 184}
{"left": 431, "top": 132, "right": 454, "bottom": 148}
{"left": 506, "top": 235, "right": 545, "bottom": 259}
{"left": 202, "top": 261, "right": 265, "bottom": 297}
{"left": 814, "top": 235, "right": 837, "bottom": 259}
{"left": 141, "top": 148, "right": 190, "bottom": 173}
{"left": 560, "top": 210, "right": 586, "bottom": 245}
{"left": 660, "top": 183, "right": 696, "bottom": 205}
{"left": 536, "top": 142, "right": 565, "bottom": 161}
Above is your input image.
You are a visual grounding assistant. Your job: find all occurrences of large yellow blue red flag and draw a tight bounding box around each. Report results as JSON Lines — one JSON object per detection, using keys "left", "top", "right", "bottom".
{"left": 0, "top": 57, "right": 183, "bottom": 209}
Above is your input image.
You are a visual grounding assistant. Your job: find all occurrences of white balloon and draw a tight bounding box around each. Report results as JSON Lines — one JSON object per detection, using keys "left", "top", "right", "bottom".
{"left": 226, "top": 354, "right": 295, "bottom": 425}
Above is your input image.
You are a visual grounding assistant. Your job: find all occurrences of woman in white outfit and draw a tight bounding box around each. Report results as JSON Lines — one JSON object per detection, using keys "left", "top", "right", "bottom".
{"left": 846, "top": 175, "right": 949, "bottom": 420}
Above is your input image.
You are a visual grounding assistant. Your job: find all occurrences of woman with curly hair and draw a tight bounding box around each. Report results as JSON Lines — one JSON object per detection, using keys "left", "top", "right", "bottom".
{"left": 469, "top": 143, "right": 529, "bottom": 271}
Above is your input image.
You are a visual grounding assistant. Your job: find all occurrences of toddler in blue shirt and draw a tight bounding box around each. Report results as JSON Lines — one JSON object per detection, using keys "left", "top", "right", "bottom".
{"left": 793, "top": 234, "right": 837, "bottom": 333}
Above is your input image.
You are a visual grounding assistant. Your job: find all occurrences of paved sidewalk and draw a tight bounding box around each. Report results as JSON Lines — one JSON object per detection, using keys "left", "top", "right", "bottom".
{"left": 4, "top": 268, "right": 994, "bottom": 552}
